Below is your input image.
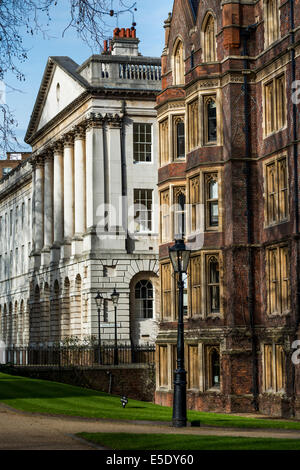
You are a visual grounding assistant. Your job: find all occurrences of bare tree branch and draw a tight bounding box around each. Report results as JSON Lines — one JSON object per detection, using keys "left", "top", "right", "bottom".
{"left": 0, "top": 0, "right": 137, "bottom": 154}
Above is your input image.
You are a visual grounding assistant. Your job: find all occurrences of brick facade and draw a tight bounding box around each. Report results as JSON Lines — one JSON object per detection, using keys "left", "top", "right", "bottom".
{"left": 155, "top": 0, "right": 300, "bottom": 417}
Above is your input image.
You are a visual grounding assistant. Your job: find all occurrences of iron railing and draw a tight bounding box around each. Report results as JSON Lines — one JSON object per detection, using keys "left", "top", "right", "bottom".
{"left": 3, "top": 344, "right": 156, "bottom": 367}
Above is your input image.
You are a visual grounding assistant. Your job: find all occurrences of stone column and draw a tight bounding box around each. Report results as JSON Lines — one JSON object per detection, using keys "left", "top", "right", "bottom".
{"left": 72, "top": 125, "right": 86, "bottom": 255}
{"left": 34, "top": 156, "right": 44, "bottom": 253}
{"left": 52, "top": 143, "right": 64, "bottom": 263}
{"left": 61, "top": 133, "right": 74, "bottom": 259}
{"left": 105, "top": 115, "right": 126, "bottom": 251}
{"left": 41, "top": 150, "right": 53, "bottom": 266}
{"left": 84, "top": 113, "right": 105, "bottom": 252}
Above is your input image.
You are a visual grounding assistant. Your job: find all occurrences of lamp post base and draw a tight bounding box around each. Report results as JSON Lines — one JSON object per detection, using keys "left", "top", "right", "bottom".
{"left": 172, "top": 368, "right": 187, "bottom": 428}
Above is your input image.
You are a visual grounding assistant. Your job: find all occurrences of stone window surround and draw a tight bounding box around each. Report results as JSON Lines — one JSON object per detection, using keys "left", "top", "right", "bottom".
{"left": 156, "top": 341, "right": 222, "bottom": 393}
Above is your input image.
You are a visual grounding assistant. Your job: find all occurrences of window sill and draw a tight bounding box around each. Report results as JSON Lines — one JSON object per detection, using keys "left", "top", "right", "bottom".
{"left": 206, "top": 386, "right": 221, "bottom": 393}
{"left": 267, "top": 310, "right": 291, "bottom": 317}
{"left": 206, "top": 313, "right": 222, "bottom": 320}
{"left": 264, "top": 219, "right": 289, "bottom": 229}
{"left": 133, "top": 161, "right": 153, "bottom": 165}
{"left": 263, "top": 125, "right": 287, "bottom": 140}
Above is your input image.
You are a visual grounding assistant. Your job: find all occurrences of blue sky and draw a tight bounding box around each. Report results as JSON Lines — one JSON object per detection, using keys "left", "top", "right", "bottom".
{"left": 5, "top": 0, "right": 174, "bottom": 152}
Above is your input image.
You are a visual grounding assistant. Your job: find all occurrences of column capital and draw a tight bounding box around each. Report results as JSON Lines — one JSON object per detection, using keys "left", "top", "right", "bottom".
{"left": 62, "top": 132, "right": 74, "bottom": 147}
{"left": 44, "top": 149, "right": 54, "bottom": 163}
{"left": 106, "top": 113, "right": 123, "bottom": 128}
{"left": 86, "top": 112, "right": 104, "bottom": 130}
{"left": 31, "top": 154, "right": 44, "bottom": 169}
{"left": 52, "top": 141, "right": 63, "bottom": 155}
{"left": 74, "top": 124, "right": 86, "bottom": 140}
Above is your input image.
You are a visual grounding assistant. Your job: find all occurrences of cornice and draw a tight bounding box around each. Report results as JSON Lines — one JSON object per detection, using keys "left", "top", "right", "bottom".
{"left": 26, "top": 87, "right": 158, "bottom": 146}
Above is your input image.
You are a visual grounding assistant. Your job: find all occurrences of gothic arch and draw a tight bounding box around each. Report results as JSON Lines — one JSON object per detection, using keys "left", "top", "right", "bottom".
{"left": 201, "top": 11, "right": 217, "bottom": 63}
{"left": 172, "top": 37, "right": 185, "bottom": 85}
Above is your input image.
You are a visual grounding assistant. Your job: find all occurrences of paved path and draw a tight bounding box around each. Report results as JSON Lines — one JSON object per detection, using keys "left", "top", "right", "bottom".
{"left": 1, "top": 403, "right": 300, "bottom": 450}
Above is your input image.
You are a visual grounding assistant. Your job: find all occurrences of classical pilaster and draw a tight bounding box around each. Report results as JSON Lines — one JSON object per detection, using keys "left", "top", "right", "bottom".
{"left": 61, "top": 133, "right": 74, "bottom": 259}
{"left": 107, "top": 115, "right": 122, "bottom": 230}
{"left": 72, "top": 124, "right": 86, "bottom": 255}
{"left": 52, "top": 142, "right": 64, "bottom": 263}
{"left": 105, "top": 114, "right": 126, "bottom": 251}
{"left": 34, "top": 155, "right": 44, "bottom": 253}
{"left": 41, "top": 150, "right": 53, "bottom": 266}
{"left": 84, "top": 113, "right": 105, "bottom": 252}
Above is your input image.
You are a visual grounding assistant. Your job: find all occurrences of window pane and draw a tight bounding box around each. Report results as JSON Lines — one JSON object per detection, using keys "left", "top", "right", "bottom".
{"left": 207, "top": 100, "right": 217, "bottom": 142}
{"left": 176, "top": 121, "right": 185, "bottom": 159}
{"left": 133, "top": 124, "right": 152, "bottom": 162}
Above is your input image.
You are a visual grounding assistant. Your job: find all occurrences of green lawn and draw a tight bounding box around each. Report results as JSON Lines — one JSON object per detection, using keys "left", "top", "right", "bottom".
{"left": 78, "top": 432, "right": 300, "bottom": 450}
{"left": 1, "top": 372, "right": 300, "bottom": 430}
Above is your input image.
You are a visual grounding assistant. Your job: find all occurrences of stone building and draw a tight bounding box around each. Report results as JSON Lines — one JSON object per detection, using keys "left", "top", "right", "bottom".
{"left": 0, "top": 28, "right": 161, "bottom": 348}
{"left": 155, "top": 0, "right": 300, "bottom": 417}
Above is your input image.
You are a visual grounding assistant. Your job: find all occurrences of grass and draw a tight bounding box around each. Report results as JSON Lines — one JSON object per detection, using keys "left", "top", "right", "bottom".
{"left": 1, "top": 372, "right": 300, "bottom": 430}
{"left": 77, "top": 432, "right": 300, "bottom": 450}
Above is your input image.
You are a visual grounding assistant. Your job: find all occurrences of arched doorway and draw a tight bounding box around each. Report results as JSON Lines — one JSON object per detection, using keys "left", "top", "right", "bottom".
{"left": 130, "top": 272, "right": 159, "bottom": 346}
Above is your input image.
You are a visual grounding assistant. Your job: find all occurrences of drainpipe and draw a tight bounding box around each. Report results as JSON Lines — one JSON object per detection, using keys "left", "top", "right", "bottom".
{"left": 289, "top": 0, "right": 300, "bottom": 413}
{"left": 241, "top": 24, "right": 259, "bottom": 412}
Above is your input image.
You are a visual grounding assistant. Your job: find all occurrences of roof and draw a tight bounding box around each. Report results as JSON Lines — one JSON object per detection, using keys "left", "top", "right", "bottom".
{"left": 24, "top": 56, "right": 90, "bottom": 144}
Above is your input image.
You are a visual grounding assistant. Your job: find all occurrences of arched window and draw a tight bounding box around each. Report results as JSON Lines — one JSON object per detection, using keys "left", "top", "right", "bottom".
{"left": 202, "top": 14, "right": 216, "bottom": 63}
{"left": 204, "top": 96, "right": 217, "bottom": 144}
{"left": 206, "top": 346, "right": 220, "bottom": 389}
{"left": 205, "top": 174, "right": 219, "bottom": 228}
{"left": 207, "top": 256, "right": 220, "bottom": 314}
{"left": 174, "top": 117, "right": 185, "bottom": 160}
{"left": 264, "top": 0, "right": 279, "bottom": 47}
{"left": 18, "top": 300, "right": 24, "bottom": 346}
{"left": 61, "top": 278, "right": 70, "bottom": 339}
{"left": 135, "top": 280, "right": 153, "bottom": 319}
{"left": 173, "top": 40, "right": 184, "bottom": 85}
{"left": 50, "top": 280, "right": 60, "bottom": 343}
{"left": 174, "top": 188, "right": 186, "bottom": 239}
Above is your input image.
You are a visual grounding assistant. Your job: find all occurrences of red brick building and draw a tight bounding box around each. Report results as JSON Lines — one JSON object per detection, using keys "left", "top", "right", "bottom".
{"left": 155, "top": 0, "right": 300, "bottom": 417}
{"left": 0, "top": 153, "right": 31, "bottom": 179}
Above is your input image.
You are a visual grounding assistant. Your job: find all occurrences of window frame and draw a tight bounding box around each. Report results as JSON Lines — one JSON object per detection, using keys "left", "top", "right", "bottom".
{"left": 264, "top": 155, "right": 289, "bottom": 227}
{"left": 133, "top": 188, "right": 153, "bottom": 233}
{"left": 263, "top": 343, "right": 286, "bottom": 393}
{"left": 266, "top": 244, "right": 290, "bottom": 316}
{"left": 264, "top": 0, "right": 280, "bottom": 49}
{"left": 263, "top": 73, "right": 286, "bottom": 138}
{"left": 173, "top": 116, "right": 185, "bottom": 161}
{"left": 133, "top": 123, "right": 152, "bottom": 163}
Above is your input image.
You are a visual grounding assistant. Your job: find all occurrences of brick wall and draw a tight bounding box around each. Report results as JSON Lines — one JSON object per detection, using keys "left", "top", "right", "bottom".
{"left": 6, "top": 364, "right": 156, "bottom": 402}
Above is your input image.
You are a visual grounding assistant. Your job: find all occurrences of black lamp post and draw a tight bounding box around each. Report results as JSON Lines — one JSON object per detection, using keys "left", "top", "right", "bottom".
{"left": 95, "top": 291, "right": 104, "bottom": 365}
{"left": 111, "top": 287, "right": 120, "bottom": 365}
{"left": 169, "top": 238, "right": 191, "bottom": 428}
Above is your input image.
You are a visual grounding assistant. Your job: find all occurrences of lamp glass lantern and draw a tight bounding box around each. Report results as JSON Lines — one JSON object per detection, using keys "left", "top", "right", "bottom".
{"left": 111, "top": 288, "right": 120, "bottom": 305}
{"left": 169, "top": 239, "right": 191, "bottom": 273}
{"left": 95, "top": 291, "right": 104, "bottom": 309}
